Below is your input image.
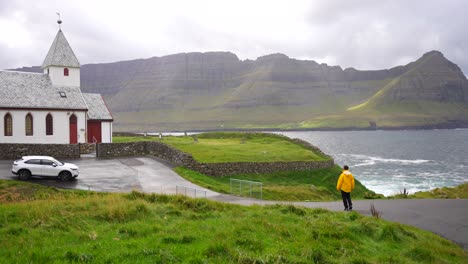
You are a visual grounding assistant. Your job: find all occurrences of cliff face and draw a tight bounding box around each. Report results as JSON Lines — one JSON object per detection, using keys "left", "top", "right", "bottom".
{"left": 381, "top": 51, "right": 468, "bottom": 103}
{"left": 11, "top": 50, "right": 468, "bottom": 131}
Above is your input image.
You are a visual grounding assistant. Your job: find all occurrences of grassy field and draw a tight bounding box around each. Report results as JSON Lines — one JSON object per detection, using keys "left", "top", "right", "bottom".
{"left": 0, "top": 180, "right": 465, "bottom": 263}
{"left": 114, "top": 132, "right": 377, "bottom": 201}
{"left": 114, "top": 132, "right": 330, "bottom": 163}
{"left": 175, "top": 166, "right": 382, "bottom": 201}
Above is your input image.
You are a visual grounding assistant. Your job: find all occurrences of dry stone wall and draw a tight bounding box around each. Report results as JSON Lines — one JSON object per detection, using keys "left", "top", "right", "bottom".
{"left": 97, "top": 139, "right": 335, "bottom": 176}
{"left": 96, "top": 142, "right": 147, "bottom": 158}
{"left": 0, "top": 144, "right": 80, "bottom": 159}
{"left": 79, "top": 143, "right": 96, "bottom": 154}
{"left": 145, "top": 142, "right": 195, "bottom": 166}
{"left": 190, "top": 160, "right": 335, "bottom": 176}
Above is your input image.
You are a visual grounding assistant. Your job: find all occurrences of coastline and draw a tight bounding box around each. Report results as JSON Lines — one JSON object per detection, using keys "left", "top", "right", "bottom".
{"left": 114, "top": 121, "right": 468, "bottom": 134}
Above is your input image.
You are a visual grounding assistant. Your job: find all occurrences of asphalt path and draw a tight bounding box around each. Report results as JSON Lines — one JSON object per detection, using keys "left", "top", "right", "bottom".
{"left": 0, "top": 157, "right": 467, "bottom": 249}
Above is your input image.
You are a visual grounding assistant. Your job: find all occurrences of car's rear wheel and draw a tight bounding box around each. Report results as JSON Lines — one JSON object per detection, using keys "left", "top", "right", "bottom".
{"left": 58, "top": 171, "right": 72, "bottom": 181}
{"left": 18, "top": 170, "right": 31, "bottom": 180}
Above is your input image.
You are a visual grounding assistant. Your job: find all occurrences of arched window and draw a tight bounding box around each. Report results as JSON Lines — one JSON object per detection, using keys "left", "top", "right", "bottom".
{"left": 46, "top": 114, "right": 53, "bottom": 135}
{"left": 64, "top": 68, "right": 69, "bottom": 76}
{"left": 25, "top": 113, "right": 33, "bottom": 136}
{"left": 4, "top": 113, "right": 12, "bottom": 136}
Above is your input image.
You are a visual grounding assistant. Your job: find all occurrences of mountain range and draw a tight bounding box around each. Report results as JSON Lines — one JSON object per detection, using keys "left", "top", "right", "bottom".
{"left": 14, "top": 50, "right": 468, "bottom": 132}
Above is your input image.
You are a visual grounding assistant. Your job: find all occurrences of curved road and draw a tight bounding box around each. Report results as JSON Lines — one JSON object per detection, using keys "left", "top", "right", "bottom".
{"left": 1, "top": 157, "right": 467, "bottom": 249}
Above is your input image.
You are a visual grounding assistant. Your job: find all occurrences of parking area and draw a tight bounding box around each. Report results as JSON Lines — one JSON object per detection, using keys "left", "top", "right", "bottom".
{"left": 0, "top": 156, "right": 218, "bottom": 197}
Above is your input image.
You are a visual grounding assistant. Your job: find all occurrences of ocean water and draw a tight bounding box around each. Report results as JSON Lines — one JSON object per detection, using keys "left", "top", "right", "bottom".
{"left": 280, "top": 129, "right": 468, "bottom": 196}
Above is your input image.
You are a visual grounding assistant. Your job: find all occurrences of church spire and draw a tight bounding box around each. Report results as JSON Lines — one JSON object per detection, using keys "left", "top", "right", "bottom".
{"left": 41, "top": 16, "right": 81, "bottom": 87}
{"left": 41, "top": 19, "right": 80, "bottom": 69}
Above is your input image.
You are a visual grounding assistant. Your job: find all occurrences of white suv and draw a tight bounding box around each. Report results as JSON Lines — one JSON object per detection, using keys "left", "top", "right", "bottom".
{"left": 12, "top": 156, "right": 79, "bottom": 181}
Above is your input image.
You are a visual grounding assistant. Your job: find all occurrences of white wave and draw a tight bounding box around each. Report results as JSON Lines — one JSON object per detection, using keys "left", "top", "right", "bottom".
{"left": 353, "top": 160, "right": 377, "bottom": 167}
{"left": 372, "top": 157, "right": 431, "bottom": 164}
{"left": 346, "top": 154, "right": 432, "bottom": 166}
{"left": 361, "top": 177, "right": 467, "bottom": 196}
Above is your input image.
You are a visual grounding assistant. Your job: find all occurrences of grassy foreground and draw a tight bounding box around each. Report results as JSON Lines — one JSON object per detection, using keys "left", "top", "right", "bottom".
{"left": 0, "top": 180, "right": 465, "bottom": 263}
{"left": 175, "top": 166, "right": 381, "bottom": 201}
{"left": 114, "top": 132, "right": 330, "bottom": 163}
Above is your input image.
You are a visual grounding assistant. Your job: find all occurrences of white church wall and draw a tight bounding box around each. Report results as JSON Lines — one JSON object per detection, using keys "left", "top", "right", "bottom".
{"left": 75, "top": 111, "right": 87, "bottom": 143}
{"left": 45, "top": 66, "right": 80, "bottom": 87}
{"left": 101, "top": 121, "right": 112, "bottom": 143}
{"left": 0, "top": 110, "right": 86, "bottom": 144}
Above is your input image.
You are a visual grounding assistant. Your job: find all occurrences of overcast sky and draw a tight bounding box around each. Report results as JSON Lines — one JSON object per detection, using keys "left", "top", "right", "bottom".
{"left": 1, "top": 0, "right": 467, "bottom": 75}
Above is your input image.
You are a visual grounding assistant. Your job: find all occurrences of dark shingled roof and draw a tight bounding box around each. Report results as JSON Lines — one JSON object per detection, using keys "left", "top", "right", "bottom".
{"left": 41, "top": 30, "right": 80, "bottom": 69}
{"left": 0, "top": 70, "right": 87, "bottom": 110}
{"left": 82, "top": 93, "right": 113, "bottom": 120}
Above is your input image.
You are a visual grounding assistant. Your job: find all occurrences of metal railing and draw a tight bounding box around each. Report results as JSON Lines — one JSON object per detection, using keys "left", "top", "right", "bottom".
{"left": 230, "top": 178, "right": 263, "bottom": 200}
{"left": 176, "top": 185, "right": 207, "bottom": 198}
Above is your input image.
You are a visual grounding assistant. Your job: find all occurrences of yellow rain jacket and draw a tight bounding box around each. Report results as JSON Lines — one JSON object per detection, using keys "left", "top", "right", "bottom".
{"left": 336, "top": 170, "right": 355, "bottom": 193}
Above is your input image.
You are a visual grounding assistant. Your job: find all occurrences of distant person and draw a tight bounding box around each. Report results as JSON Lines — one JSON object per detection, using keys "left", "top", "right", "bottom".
{"left": 336, "top": 165, "right": 355, "bottom": 211}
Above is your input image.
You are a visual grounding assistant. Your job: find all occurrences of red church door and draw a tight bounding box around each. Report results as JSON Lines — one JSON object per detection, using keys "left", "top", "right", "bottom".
{"left": 69, "top": 114, "right": 78, "bottom": 144}
{"left": 87, "top": 121, "right": 102, "bottom": 143}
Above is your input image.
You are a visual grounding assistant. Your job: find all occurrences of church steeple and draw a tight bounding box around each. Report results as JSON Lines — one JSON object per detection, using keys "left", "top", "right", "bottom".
{"left": 41, "top": 30, "right": 80, "bottom": 69}
{"left": 42, "top": 17, "right": 80, "bottom": 87}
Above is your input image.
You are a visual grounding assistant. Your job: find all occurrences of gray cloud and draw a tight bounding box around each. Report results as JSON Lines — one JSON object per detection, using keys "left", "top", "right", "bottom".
{"left": 1, "top": 0, "right": 467, "bottom": 76}
{"left": 301, "top": 0, "right": 468, "bottom": 72}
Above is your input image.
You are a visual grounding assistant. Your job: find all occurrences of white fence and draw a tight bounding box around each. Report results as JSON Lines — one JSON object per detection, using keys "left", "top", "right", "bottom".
{"left": 230, "top": 178, "right": 263, "bottom": 200}
{"left": 176, "top": 185, "right": 207, "bottom": 198}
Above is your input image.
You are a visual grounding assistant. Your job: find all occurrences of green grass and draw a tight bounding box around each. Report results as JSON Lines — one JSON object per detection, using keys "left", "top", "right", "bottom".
{"left": 0, "top": 180, "right": 108, "bottom": 203}
{"left": 0, "top": 180, "right": 465, "bottom": 263}
{"left": 113, "top": 135, "right": 160, "bottom": 143}
{"left": 175, "top": 165, "right": 381, "bottom": 201}
{"left": 390, "top": 183, "right": 468, "bottom": 199}
{"left": 115, "top": 132, "right": 330, "bottom": 163}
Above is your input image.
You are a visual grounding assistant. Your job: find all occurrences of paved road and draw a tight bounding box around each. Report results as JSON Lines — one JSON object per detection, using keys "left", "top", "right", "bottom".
{"left": 1, "top": 157, "right": 467, "bottom": 249}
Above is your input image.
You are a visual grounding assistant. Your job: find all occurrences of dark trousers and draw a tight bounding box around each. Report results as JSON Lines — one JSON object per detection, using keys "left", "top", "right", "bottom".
{"left": 341, "top": 190, "right": 352, "bottom": 210}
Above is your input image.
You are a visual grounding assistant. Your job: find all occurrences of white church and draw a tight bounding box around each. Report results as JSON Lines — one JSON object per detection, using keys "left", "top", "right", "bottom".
{"left": 0, "top": 20, "right": 113, "bottom": 144}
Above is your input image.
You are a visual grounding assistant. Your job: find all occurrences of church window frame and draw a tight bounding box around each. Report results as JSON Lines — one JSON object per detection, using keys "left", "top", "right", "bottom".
{"left": 64, "top": 68, "right": 69, "bottom": 76}
{"left": 4, "top": 113, "right": 12, "bottom": 136}
{"left": 46, "top": 113, "right": 53, "bottom": 136}
{"left": 25, "top": 113, "right": 33, "bottom": 136}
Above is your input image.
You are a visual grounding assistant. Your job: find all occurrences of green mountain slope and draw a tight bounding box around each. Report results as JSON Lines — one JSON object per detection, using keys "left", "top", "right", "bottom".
{"left": 302, "top": 51, "right": 468, "bottom": 129}
{"left": 12, "top": 51, "right": 468, "bottom": 131}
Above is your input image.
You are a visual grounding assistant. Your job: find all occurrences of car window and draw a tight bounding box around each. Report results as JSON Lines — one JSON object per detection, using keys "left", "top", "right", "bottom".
{"left": 41, "top": 159, "right": 55, "bottom": 166}
{"left": 25, "top": 159, "right": 41, "bottom": 165}
{"left": 51, "top": 158, "right": 64, "bottom": 166}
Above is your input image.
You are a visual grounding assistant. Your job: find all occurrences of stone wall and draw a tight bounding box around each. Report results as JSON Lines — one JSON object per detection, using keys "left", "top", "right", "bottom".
{"left": 0, "top": 143, "right": 80, "bottom": 160}
{"left": 290, "top": 138, "right": 334, "bottom": 160}
{"left": 189, "top": 160, "right": 335, "bottom": 177}
{"left": 79, "top": 143, "right": 96, "bottom": 154}
{"left": 146, "top": 142, "right": 195, "bottom": 166}
{"left": 97, "top": 139, "right": 335, "bottom": 176}
{"left": 96, "top": 142, "right": 147, "bottom": 158}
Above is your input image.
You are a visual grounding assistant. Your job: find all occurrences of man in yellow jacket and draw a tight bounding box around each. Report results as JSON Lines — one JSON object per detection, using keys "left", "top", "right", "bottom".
{"left": 336, "top": 165, "right": 355, "bottom": 211}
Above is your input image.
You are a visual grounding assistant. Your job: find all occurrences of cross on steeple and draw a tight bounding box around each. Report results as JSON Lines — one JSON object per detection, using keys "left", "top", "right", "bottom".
{"left": 56, "top": 12, "right": 62, "bottom": 30}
